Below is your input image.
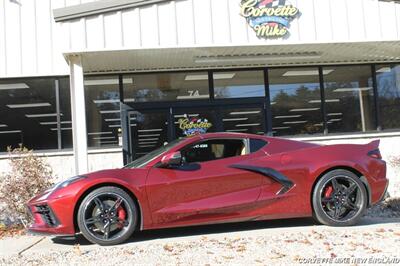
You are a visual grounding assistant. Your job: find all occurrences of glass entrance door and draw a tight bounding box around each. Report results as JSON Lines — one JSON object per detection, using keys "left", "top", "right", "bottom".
{"left": 128, "top": 109, "right": 169, "bottom": 160}
{"left": 172, "top": 107, "right": 220, "bottom": 138}
{"left": 172, "top": 105, "right": 266, "bottom": 139}
{"left": 125, "top": 104, "right": 266, "bottom": 161}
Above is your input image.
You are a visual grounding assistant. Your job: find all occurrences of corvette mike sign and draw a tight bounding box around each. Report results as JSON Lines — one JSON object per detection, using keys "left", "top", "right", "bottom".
{"left": 178, "top": 116, "right": 212, "bottom": 137}
{"left": 240, "top": 0, "right": 300, "bottom": 38}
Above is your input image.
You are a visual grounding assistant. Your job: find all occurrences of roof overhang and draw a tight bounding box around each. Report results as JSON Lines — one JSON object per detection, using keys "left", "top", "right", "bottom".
{"left": 65, "top": 41, "right": 400, "bottom": 74}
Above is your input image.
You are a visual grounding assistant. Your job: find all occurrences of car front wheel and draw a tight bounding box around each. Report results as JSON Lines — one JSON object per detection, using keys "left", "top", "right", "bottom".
{"left": 312, "top": 169, "right": 367, "bottom": 226}
{"left": 77, "top": 186, "right": 137, "bottom": 245}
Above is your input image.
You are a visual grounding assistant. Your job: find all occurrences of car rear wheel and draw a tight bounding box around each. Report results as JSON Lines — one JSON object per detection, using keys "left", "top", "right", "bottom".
{"left": 312, "top": 169, "right": 367, "bottom": 226}
{"left": 77, "top": 186, "right": 137, "bottom": 245}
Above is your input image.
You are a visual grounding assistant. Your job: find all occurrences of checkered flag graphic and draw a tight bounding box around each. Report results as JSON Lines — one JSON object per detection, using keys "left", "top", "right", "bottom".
{"left": 258, "top": 0, "right": 286, "bottom": 7}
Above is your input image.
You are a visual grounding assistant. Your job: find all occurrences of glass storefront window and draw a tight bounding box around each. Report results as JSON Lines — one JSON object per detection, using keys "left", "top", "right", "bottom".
{"left": 59, "top": 77, "right": 73, "bottom": 149}
{"left": 221, "top": 107, "right": 265, "bottom": 135}
{"left": 214, "top": 70, "right": 265, "bottom": 99}
{"left": 269, "top": 67, "right": 323, "bottom": 136}
{"left": 123, "top": 72, "right": 209, "bottom": 102}
{"left": 0, "top": 78, "right": 59, "bottom": 151}
{"left": 4, "top": 64, "right": 399, "bottom": 157}
{"left": 323, "top": 65, "right": 376, "bottom": 133}
{"left": 84, "top": 76, "right": 120, "bottom": 148}
{"left": 376, "top": 64, "right": 400, "bottom": 130}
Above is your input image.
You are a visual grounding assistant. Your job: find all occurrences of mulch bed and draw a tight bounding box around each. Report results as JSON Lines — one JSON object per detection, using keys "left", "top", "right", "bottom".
{"left": 0, "top": 224, "right": 26, "bottom": 239}
{"left": 382, "top": 197, "right": 400, "bottom": 212}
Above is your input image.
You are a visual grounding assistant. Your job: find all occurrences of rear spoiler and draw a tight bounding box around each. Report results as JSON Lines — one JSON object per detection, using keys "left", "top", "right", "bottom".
{"left": 365, "top": 140, "right": 382, "bottom": 159}
{"left": 366, "top": 139, "right": 380, "bottom": 150}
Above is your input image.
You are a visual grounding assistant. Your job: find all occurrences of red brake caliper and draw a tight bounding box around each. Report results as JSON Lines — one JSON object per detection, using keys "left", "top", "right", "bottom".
{"left": 117, "top": 207, "right": 126, "bottom": 228}
{"left": 324, "top": 186, "right": 333, "bottom": 203}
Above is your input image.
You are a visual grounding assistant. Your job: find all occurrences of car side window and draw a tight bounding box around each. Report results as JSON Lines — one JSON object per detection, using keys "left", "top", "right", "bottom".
{"left": 181, "top": 139, "right": 247, "bottom": 164}
{"left": 250, "top": 139, "right": 268, "bottom": 153}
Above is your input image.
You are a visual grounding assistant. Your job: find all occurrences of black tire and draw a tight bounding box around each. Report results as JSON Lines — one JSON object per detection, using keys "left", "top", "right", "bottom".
{"left": 77, "top": 186, "right": 138, "bottom": 246}
{"left": 312, "top": 169, "right": 367, "bottom": 226}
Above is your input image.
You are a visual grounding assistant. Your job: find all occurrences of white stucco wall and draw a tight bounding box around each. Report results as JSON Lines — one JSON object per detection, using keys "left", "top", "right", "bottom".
{"left": 0, "top": 148, "right": 123, "bottom": 182}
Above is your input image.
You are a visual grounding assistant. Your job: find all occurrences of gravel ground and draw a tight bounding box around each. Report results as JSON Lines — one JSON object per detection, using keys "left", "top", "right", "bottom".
{"left": 0, "top": 197, "right": 399, "bottom": 266}
{"left": 1, "top": 221, "right": 400, "bottom": 266}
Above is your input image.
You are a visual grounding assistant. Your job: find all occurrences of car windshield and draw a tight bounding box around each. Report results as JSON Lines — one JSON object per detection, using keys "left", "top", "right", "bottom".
{"left": 123, "top": 138, "right": 186, "bottom": 169}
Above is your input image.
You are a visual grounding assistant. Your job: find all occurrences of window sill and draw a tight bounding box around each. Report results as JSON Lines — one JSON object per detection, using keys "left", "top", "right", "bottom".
{"left": 0, "top": 147, "right": 122, "bottom": 159}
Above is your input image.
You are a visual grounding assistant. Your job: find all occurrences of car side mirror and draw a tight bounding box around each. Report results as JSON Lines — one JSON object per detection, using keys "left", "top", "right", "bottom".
{"left": 161, "top": 151, "right": 182, "bottom": 167}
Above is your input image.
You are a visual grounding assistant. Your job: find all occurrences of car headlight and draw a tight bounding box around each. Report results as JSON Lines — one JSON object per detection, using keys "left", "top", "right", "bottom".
{"left": 35, "top": 176, "right": 87, "bottom": 201}
{"left": 56, "top": 175, "right": 87, "bottom": 189}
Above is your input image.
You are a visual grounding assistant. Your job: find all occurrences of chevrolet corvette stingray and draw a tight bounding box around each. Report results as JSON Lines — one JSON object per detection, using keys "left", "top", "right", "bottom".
{"left": 27, "top": 133, "right": 388, "bottom": 245}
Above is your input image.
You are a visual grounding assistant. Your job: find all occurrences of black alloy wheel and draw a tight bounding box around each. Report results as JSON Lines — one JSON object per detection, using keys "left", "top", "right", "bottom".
{"left": 312, "top": 169, "right": 367, "bottom": 226}
{"left": 77, "top": 186, "right": 137, "bottom": 245}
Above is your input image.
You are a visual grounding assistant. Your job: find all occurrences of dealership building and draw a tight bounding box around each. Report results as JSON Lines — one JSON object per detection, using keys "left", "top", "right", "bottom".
{"left": 0, "top": 0, "right": 399, "bottom": 191}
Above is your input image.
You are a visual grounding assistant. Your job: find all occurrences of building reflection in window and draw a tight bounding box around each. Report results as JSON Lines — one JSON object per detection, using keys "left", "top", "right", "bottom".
{"left": 0, "top": 77, "right": 59, "bottom": 151}
{"left": 84, "top": 76, "right": 120, "bottom": 148}
{"left": 59, "top": 77, "right": 73, "bottom": 149}
{"left": 376, "top": 64, "right": 400, "bottom": 130}
{"left": 130, "top": 111, "right": 168, "bottom": 159}
{"left": 323, "top": 65, "right": 376, "bottom": 133}
{"left": 214, "top": 70, "right": 265, "bottom": 99}
{"left": 221, "top": 107, "right": 265, "bottom": 135}
{"left": 123, "top": 72, "right": 209, "bottom": 102}
{"left": 269, "top": 67, "right": 323, "bottom": 136}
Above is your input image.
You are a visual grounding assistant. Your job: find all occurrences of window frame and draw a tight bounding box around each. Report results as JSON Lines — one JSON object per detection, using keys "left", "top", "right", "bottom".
{"left": 179, "top": 137, "right": 250, "bottom": 164}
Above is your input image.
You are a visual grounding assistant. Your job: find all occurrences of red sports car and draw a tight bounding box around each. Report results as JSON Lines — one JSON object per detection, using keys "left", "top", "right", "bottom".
{"left": 27, "top": 133, "right": 388, "bottom": 245}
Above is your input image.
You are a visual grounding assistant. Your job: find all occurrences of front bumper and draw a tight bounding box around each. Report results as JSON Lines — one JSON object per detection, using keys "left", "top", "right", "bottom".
{"left": 27, "top": 192, "right": 76, "bottom": 236}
